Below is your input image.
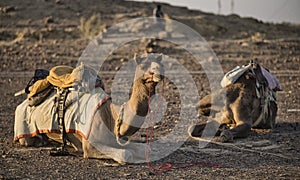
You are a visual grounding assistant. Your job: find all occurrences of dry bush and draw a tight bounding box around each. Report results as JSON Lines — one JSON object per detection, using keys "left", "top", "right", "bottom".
{"left": 78, "top": 14, "right": 106, "bottom": 38}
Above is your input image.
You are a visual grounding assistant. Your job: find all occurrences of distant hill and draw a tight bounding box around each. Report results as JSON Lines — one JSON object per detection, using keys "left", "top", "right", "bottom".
{"left": 0, "top": 0, "right": 299, "bottom": 41}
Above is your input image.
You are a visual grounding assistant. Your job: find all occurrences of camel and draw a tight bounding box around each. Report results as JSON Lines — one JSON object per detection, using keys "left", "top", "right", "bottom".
{"left": 14, "top": 53, "right": 164, "bottom": 163}
{"left": 189, "top": 62, "right": 280, "bottom": 142}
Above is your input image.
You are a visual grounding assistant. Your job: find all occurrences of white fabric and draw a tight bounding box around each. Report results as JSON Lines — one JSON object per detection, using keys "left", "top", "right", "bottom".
{"left": 221, "top": 64, "right": 281, "bottom": 91}
{"left": 260, "top": 67, "right": 282, "bottom": 90}
{"left": 14, "top": 87, "right": 148, "bottom": 163}
{"left": 221, "top": 64, "right": 252, "bottom": 87}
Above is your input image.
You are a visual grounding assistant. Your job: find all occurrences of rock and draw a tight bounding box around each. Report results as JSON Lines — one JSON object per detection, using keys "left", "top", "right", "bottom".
{"left": 55, "top": 0, "right": 63, "bottom": 5}
{"left": 44, "top": 16, "right": 54, "bottom": 24}
{"left": 0, "top": 6, "right": 15, "bottom": 13}
{"left": 123, "top": 172, "right": 131, "bottom": 176}
{"left": 240, "top": 42, "right": 249, "bottom": 47}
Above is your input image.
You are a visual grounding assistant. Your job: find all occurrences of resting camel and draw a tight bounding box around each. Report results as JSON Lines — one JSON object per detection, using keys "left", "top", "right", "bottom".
{"left": 14, "top": 53, "right": 163, "bottom": 163}
{"left": 189, "top": 62, "right": 280, "bottom": 142}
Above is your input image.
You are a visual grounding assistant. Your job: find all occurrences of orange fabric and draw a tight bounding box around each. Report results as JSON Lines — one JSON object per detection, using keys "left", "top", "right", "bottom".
{"left": 47, "top": 65, "right": 75, "bottom": 88}
{"left": 14, "top": 129, "right": 88, "bottom": 141}
{"left": 28, "top": 79, "right": 51, "bottom": 98}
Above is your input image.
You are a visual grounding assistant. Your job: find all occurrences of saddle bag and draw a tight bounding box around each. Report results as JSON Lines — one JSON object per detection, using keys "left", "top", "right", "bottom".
{"left": 27, "top": 79, "right": 53, "bottom": 107}
{"left": 19, "top": 69, "right": 54, "bottom": 107}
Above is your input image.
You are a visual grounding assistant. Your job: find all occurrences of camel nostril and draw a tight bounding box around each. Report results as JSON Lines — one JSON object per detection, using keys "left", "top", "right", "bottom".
{"left": 148, "top": 71, "right": 154, "bottom": 75}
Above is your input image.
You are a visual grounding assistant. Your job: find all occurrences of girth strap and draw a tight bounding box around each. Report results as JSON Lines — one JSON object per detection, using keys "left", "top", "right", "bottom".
{"left": 252, "top": 87, "right": 276, "bottom": 128}
{"left": 50, "top": 87, "right": 70, "bottom": 155}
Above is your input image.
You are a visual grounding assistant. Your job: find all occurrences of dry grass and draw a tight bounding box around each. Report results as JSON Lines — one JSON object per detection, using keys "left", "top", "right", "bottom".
{"left": 78, "top": 14, "right": 106, "bottom": 38}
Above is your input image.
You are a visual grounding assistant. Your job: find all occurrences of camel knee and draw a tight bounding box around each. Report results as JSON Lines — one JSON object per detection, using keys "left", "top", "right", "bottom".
{"left": 188, "top": 123, "right": 206, "bottom": 137}
{"left": 219, "top": 130, "right": 234, "bottom": 142}
{"left": 82, "top": 139, "right": 90, "bottom": 159}
{"left": 82, "top": 139, "right": 112, "bottom": 160}
{"left": 197, "top": 96, "right": 212, "bottom": 116}
{"left": 215, "top": 123, "right": 251, "bottom": 142}
{"left": 82, "top": 139, "right": 101, "bottom": 159}
{"left": 230, "top": 123, "right": 252, "bottom": 138}
{"left": 18, "top": 135, "right": 47, "bottom": 147}
{"left": 18, "top": 137, "right": 32, "bottom": 146}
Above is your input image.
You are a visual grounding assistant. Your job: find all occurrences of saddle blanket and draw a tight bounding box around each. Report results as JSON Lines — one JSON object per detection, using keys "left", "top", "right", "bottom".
{"left": 221, "top": 64, "right": 252, "bottom": 87}
{"left": 221, "top": 64, "right": 281, "bottom": 90}
{"left": 14, "top": 87, "right": 110, "bottom": 141}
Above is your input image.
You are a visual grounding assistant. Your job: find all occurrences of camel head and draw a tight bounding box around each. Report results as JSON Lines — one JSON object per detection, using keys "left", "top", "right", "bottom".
{"left": 133, "top": 53, "right": 164, "bottom": 88}
{"left": 115, "top": 53, "right": 164, "bottom": 138}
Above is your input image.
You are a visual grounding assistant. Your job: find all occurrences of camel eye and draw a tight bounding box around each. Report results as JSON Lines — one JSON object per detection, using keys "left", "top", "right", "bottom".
{"left": 139, "top": 62, "right": 149, "bottom": 71}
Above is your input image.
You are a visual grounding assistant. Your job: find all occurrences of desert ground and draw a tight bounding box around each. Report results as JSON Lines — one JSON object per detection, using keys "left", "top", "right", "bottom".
{"left": 0, "top": 0, "right": 299, "bottom": 179}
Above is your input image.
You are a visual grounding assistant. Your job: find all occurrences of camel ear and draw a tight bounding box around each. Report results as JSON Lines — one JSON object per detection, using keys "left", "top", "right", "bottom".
{"left": 134, "top": 53, "right": 142, "bottom": 64}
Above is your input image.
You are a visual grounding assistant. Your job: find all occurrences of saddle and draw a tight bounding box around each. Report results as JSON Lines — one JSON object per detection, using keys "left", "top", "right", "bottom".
{"left": 26, "top": 64, "right": 104, "bottom": 106}
{"left": 221, "top": 61, "right": 281, "bottom": 129}
{"left": 21, "top": 64, "right": 104, "bottom": 155}
{"left": 221, "top": 61, "right": 281, "bottom": 91}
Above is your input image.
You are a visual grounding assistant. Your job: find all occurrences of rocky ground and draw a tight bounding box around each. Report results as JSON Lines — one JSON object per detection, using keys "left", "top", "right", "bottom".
{"left": 0, "top": 0, "right": 300, "bottom": 179}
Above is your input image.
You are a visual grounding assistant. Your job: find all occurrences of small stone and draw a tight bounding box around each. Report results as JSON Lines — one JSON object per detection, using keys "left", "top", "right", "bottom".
{"left": 0, "top": 6, "right": 15, "bottom": 13}
{"left": 123, "top": 172, "right": 131, "bottom": 176}
{"left": 45, "top": 16, "right": 54, "bottom": 24}
{"left": 55, "top": 0, "right": 62, "bottom": 4}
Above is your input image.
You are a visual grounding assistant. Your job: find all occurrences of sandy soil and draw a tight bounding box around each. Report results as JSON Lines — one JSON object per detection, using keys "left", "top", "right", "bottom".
{"left": 0, "top": 0, "right": 299, "bottom": 179}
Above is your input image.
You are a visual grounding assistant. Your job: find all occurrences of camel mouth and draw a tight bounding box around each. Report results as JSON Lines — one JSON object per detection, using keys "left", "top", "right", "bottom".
{"left": 146, "top": 78, "right": 159, "bottom": 84}
{"left": 145, "top": 75, "right": 161, "bottom": 87}
{"left": 144, "top": 70, "right": 163, "bottom": 84}
{"left": 152, "top": 74, "right": 162, "bottom": 82}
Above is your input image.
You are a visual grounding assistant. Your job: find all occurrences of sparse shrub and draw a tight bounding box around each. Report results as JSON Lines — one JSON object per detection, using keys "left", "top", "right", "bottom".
{"left": 78, "top": 14, "right": 106, "bottom": 38}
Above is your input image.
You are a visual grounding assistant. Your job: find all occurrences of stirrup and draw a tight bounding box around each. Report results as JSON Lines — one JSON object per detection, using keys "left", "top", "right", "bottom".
{"left": 49, "top": 147, "right": 70, "bottom": 156}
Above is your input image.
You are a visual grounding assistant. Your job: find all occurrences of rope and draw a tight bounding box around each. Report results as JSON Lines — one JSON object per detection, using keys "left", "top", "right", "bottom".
{"left": 145, "top": 79, "right": 221, "bottom": 174}
{"left": 116, "top": 103, "right": 131, "bottom": 146}
{"left": 192, "top": 138, "right": 292, "bottom": 160}
{"left": 145, "top": 79, "right": 169, "bottom": 174}
{"left": 50, "top": 87, "right": 71, "bottom": 156}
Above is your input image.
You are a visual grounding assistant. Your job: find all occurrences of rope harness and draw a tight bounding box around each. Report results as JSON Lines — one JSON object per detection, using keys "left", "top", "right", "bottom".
{"left": 50, "top": 87, "right": 71, "bottom": 156}
{"left": 250, "top": 63, "right": 277, "bottom": 128}
{"left": 253, "top": 85, "right": 277, "bottom": 128}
